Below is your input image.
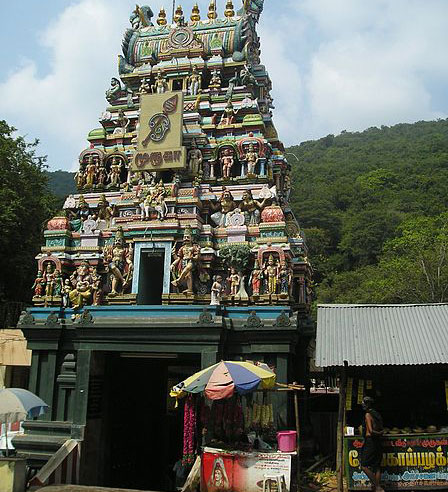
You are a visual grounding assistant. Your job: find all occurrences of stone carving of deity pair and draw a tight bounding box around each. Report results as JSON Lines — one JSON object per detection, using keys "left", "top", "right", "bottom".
{"left": 211, "top": 144, "right": 263, "bottom": 180}
{"left": 32, "top": 261, "right": 98, "bottom": 309}
{"left": 249, "top": 255, "right": 293, "bottom": 297}
{"left": 140, "top": 66, "right": 201, "bottom": 96}
{"left": 32, "top": 262, "right": 64, "bottom": 304}
{"left": 210, "top": 189, "right": 271, "bottom": 228}
{"left": 76, "top": 155, "right": 125, "bottom": 190}
{"left": 139, "top": 180, "right": 168, "bottom": 221}
{"left": 33, "top": 231, "right": 134, "bottom": 309}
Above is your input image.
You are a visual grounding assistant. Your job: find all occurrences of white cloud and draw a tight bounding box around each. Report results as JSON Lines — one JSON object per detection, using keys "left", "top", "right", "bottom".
{"left": 0, "top": 0, "right": 134, "bottom": 170}
{"left": 300, "top": 0, "right": 448, "bottom": 137}
{"left": 0, "top": 0, "right": 447, "bottom": 170}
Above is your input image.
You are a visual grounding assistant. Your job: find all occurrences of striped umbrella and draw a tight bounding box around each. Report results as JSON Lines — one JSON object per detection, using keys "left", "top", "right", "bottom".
{"left": 171, "top": 361, "right": 276, "bottom": 401}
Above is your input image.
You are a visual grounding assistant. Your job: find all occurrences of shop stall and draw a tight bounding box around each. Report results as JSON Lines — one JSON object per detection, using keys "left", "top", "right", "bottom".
{"left": 171, "top": 361, "right": 303, "bottom": 492}
{"left": 344, "top": 365, "right": 448, "bottom": 490}
{"left": 315, "top": 304, "right": 448, "bottom": 492}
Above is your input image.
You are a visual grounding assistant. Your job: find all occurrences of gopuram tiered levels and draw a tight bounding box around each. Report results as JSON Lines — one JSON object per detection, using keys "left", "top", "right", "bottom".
{"left": 17, "top": 2, "right": 313, "bottom": 489}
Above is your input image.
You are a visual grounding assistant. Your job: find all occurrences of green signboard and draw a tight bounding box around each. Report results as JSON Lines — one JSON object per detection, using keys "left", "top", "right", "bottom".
{"left": 346, "top": 435, "right": 448, "bottom": 490}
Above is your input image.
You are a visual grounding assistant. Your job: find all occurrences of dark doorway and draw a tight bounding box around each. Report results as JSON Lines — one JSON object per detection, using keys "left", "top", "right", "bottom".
{"left": 99, "top": 353, "right": 200, "bottom": 491}
{"left": 138, "top": 252, "right": 164, "bottom": 305}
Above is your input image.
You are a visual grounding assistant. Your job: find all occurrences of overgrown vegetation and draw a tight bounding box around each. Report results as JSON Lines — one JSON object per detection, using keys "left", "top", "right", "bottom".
{"left": 288, "top": 119, "right": 448, "bottom": 304}
{"left": 0, "top": 121, "right": 58, "bottom": 303}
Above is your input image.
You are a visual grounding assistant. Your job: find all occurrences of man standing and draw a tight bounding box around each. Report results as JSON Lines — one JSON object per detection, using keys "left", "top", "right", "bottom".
{"left": 361, "top": 396, "right": 384, "bottom": 492}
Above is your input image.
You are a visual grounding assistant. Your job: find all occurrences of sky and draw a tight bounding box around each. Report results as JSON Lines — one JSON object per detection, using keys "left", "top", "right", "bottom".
{"left": 0, "top": 0, "right": 447, "bottom": 171}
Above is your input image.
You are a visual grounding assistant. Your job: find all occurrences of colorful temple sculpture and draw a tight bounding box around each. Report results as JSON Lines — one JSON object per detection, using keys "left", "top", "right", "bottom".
{"left": 17, "top": 2, "right": 313, "bottom": 489}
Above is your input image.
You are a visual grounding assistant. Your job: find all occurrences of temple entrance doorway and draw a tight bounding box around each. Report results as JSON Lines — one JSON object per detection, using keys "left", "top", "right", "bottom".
{"left": 137, "top": 252, "right": 165, "bottom": 305}
{"left": 96, "top": 352, "right": 200, "bottom": 491}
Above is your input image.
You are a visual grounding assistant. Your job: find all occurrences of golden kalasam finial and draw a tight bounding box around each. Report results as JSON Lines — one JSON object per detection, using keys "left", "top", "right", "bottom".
{"left": 191, "top": 3, "right": 201, "bottom": 22}
{"left": 157, "top": 7, "right": 167, "bottom": 25}
{"left": 208, "top": 0, "right": 217, "bottom": 20}
{"left": 174, "top": 5, "right": 184, "bottom": 24}
{"left": 224, "top": 0, "right": 235, "bottom": 17}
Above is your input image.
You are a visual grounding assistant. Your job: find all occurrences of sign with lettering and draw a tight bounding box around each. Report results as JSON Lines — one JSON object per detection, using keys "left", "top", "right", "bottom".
{"left": 346, "top": 435, "right": 448, "bottom": 489}
{"left": 131, "top": 91, "right": 186, "bottom": 171}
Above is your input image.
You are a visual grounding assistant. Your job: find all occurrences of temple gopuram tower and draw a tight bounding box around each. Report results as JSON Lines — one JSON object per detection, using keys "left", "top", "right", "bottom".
{"left": 17, "top": 2, "right": 312, "bottom": 489}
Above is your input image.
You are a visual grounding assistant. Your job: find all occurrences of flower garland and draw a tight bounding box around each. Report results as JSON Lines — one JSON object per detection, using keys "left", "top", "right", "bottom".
{"left": 182, "top": 395, "right": 197, "bottom": 465}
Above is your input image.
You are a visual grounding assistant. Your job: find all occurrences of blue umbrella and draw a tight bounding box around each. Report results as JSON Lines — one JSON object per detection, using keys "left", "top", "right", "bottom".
{"left": 0, "top": 388, "right": 49, "bottom": 455}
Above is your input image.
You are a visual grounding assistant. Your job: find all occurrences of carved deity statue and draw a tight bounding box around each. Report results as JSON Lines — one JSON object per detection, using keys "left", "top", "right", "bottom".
{"left": 153, "top": 180, "right": 168, "bottom": 220}
{"left": 130, "top": 5, "right": 154, "bottom": 29}
{"left": 85, "top": 155, "right": 97, "bottom": 188}
{"left": 264, "top": 254, "right": 279, "bottom": 295}
{"left": 140, "top": 180, "right": 167, "bottom": 221}
{"left": 245, "top": 143, "right": 259, "bottom": 175}
{"left": 97, "top": 194, "right": 115, "bottom": 228}
{"left": 139, "top": 77, "right": 152, "bottom": 94}
{"left": 210, "top": 189, "right": 237, "bottom": 227}
{"left": 220, "top": 148, "right": 235, "bottom": 179}
{"left": 97, "top": 163, "right": 107, "bottom": 187}
{"left": 229, "top": 268, "right": 241, "bottom": 296}
{"left": 106, "top": 77, "right": 123, "bottom": 103}
{"left": 69, "top": 261, "right": 94, "bottom": 309}
{"left": 171, "top": 227, "right": 201, "bottom": 294}
{"left": 187, "top": 65, "right": 202, "bottom": 96}
{"left": 108, "top": 156, "right": 122, "bottom": 187}
{"left": 210, "top": 275, "right": 223, "bottom": 306}
{"left": 43, "top": 263, "right": 56, "bottom": 297}
{"left": 75, "top": 167, "right": 85, "bottom": 189}
{"left": 249, "top": 260, "right": 262, "bottom": 296}
{"left": 51, "top": 270, "right": 63, "bottom": 297}
{"left": 240, "top": 64, "right": 258, "bottom": 97}
{"left": 62, "top": 279, "right": 72, "bottom": 308}
{"left": 209, "top": 69, "right": 222, "bottom": 90}
{"left": 239, "top": 189, "right": 270, "bottom": 226}
{"left": 32, "top": 271, "right": 45, "bottom": 297}
{"left": 279, "top": 262, "right": 289, "bottom": 295}
{"left": 188, "top": 141, "right": 203, "bottom": 175}
{"left": 152, "top": 69, "right": 168, "bottom": 94}
{"left": 220, "top": 100, "right": 238, "bottom": 126}
{"left": 113, "top": 110, "right": 130, "bottom": 135}
{"left": 103, "top": 228, "right": 134, "bottom": 297}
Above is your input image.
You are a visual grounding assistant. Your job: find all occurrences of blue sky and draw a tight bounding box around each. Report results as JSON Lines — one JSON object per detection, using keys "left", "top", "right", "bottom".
{"left": 1, "top": 0, "right": 448, "bottom": 171}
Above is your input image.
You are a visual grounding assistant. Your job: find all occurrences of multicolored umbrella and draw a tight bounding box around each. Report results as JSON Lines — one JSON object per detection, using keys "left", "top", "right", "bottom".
{"left": 171, "top": 361, "right": 276, "bottom": 401}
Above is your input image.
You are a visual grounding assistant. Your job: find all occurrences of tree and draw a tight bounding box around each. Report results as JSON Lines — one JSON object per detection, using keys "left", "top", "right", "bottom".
{"left": 374, "top": 214, "right": 448, "bottom": 303}
{"left": 219, "top": 245, "right": 252, "bottom": 299}
{"left": 321, "top": 213, "right": 448, "bottom": 304}
{"left": 0, "top": 121, "right": 57, "bottom": 302}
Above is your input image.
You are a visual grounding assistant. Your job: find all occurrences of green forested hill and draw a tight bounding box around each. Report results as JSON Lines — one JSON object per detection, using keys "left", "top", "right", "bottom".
{"left": 287, "top": 119, "right": 448, "bottom": 304}
{"left": 45, "top": 170, "right": 76, "bottom": 198}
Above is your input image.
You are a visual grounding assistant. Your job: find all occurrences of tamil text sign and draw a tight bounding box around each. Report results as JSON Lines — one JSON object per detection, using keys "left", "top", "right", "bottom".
{"left": 347, "top": 436, "right": 448, "bottom": 489}
{"left": 131, "top": 91, "right": 186, "bottom": 171}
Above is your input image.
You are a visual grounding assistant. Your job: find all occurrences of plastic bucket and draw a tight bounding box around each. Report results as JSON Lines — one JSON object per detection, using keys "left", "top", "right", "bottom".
{"left": 277, "top": 430, "right": 297, "bottom": 452}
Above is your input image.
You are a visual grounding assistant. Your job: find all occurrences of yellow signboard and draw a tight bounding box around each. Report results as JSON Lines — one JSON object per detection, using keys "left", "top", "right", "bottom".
{"left": 131, "top": 91, "right": 186, "bottom": 171}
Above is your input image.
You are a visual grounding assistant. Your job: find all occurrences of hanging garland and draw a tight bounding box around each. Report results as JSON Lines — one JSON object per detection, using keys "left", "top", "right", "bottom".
{"left": 182, "top": 394, "right": 197, "bottom": 465}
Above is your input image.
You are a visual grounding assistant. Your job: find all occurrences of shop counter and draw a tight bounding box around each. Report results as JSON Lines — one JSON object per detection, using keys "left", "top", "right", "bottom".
{"left": 201, "top": 446, "right": 296, "bottom": 492}
{"left": 345, "top": 433, "right": 448, "bottom": 490}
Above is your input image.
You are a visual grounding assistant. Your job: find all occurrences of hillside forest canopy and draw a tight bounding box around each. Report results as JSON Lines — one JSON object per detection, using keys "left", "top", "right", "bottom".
{"left": 288, "top": 118, "right": 448, "bottom": 306}
{"left": 3, "top": 118, "right": 448, "bottom": 308}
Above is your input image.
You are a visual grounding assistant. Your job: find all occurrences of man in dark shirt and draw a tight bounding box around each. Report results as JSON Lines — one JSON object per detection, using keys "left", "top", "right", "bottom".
{"left": 361, "top": 396, "right": 384, "bottom": 492}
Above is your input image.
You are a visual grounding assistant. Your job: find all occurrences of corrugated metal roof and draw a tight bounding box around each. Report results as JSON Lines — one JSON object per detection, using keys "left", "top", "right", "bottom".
{"left": 316, "top": 304, "right": 448, "bottom": 367}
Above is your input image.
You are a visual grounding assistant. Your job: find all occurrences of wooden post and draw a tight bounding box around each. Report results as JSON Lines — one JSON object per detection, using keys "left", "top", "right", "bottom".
{"left": 294, "top": 388, "right": 301, "bottom": 486}
{"left": 337, "top": 361, "right": 348, "bottom": 492}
